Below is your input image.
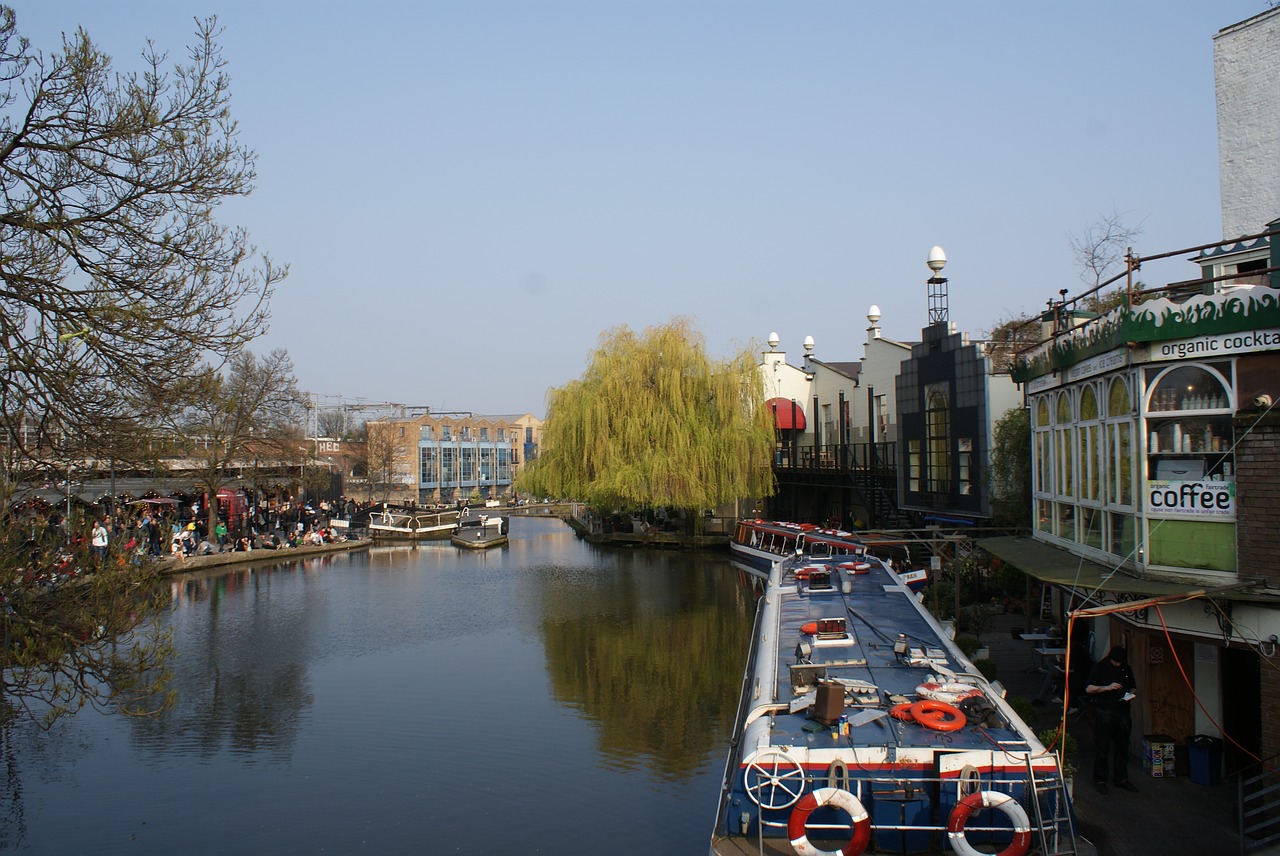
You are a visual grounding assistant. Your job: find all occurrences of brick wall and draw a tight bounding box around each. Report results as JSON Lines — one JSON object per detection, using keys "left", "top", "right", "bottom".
{"left": 1235, "top": 407, "right": 1280, "bottom": 761}
{"left": 1234, "top": 409, "right": 1280, "bottom": 588}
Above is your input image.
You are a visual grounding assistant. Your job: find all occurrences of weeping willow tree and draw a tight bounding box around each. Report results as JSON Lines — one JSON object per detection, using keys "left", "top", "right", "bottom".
{"left": 517, "top": 318, "right": 776, "bottom": 513}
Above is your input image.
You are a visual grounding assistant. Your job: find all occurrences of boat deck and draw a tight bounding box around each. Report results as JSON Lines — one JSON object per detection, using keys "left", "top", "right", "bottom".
{"left": 714, "top": 555, "right": 1070, "bottom": 855}
{"left": 762, "top": 561, "right": 1033, "bottom": 754}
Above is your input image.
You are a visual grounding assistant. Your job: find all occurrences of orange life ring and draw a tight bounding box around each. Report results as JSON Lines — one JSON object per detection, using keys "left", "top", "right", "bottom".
{"left": 889, "top": 702, "right": 915, "bottom": 721}
{"left": 946, "top": 790, "right": 1032, "bottom": 856}
{"left": 909, "top": 699, "right": 966, "bottom": 732}
{"left": 787, "top": 787, "right": 872, "bottom": 856}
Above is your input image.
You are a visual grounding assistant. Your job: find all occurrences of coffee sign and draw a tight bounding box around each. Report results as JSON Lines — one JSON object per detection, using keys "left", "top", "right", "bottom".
{"left": 1145, "top": 479, "right": 1235, "bottom": 518}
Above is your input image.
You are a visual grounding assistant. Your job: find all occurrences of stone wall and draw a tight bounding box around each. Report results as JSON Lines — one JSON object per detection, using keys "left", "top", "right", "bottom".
{"left": 1215, "top": 7, "right": 1280, "bottom": 239}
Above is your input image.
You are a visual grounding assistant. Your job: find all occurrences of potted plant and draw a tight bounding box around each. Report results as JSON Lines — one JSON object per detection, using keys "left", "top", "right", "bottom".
{"left": 1038, "top": 726, "right": 1079, "bottom": 791}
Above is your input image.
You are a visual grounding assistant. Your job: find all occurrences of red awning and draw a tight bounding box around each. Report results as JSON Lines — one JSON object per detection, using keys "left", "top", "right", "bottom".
{"left": 766, "top": 397, "right": 806, "bottom": 431}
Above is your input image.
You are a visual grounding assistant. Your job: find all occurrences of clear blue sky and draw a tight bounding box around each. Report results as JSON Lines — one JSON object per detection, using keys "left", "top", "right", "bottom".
{"left": 12, "top": 1, "right": 1269, "bottom": 417}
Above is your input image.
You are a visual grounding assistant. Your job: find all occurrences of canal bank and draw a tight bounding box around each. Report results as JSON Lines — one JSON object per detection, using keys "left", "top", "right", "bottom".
{"left": 155, "top": 537, "right": 370, "bottom": 574}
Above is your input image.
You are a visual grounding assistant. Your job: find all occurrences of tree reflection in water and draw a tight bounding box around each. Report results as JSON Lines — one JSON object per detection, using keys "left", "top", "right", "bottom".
{"left": 539, "top": 549, "right": 756, "bottom": 780}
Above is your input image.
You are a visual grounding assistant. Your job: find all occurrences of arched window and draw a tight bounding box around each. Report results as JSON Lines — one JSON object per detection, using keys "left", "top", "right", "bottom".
{"left": 1108, "top": 377, "right": 1131, "bottom": 417}
{"left": 926, "top": 385, "right": 951, "bottom": 493}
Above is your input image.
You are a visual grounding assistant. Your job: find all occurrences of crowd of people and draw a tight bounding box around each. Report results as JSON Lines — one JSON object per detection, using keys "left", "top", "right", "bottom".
{"left": 10, "top": 493, "right": 380, "bottom": 578}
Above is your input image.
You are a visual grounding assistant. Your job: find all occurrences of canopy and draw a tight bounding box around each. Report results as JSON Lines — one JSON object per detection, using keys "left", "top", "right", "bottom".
{"left": 766, "top": 397, "right": 806, "bottom": 431}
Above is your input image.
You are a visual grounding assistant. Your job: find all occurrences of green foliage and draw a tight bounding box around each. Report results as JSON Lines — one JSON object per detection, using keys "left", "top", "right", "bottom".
{"left": 1039, "top": 726, "right": 1080, "bottom": 779}
{"left": 990, "top": 406, "right": 1032, "bottom": 528}
{"left": 516, "top": 318, "right": 776, "bottom": 512}
{"left": 957, "top": 604, "right": 994, "bottom": 641}
{"left": 954, "top": 634, "right": 980, "bottom": 658}
{"left": 1007, "top": 695, "right": 1039, "bottom": 726}
{"left": 972, "top": 658, "right": 998, "bottom": 681}
{"left": 0, "top": 523, "right": 174, "bottom": 726}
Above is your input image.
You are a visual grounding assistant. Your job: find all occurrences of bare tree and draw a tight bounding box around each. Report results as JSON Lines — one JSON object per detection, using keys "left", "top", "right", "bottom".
{"left": 316, "top": 409, "right": 347, "bottom": 440}
{"left": 164, "top": 349, "right": 304, "bottom": 539}
{"left": 0, "top": 10, "right": 286, "bottom": 469}
{"left": 1068, "top": 208, "right": 1145, "bottom": 310}
{"left": 365, "top": 422, "right": 409, "bottom": 502}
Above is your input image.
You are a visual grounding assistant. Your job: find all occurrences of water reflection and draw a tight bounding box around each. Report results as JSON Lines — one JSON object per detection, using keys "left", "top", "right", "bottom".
{"left": 539, "top": 549, "right": 755, "bottom": 780}
{"left": 0, "top": 518, "right": 757, "bottom": 854}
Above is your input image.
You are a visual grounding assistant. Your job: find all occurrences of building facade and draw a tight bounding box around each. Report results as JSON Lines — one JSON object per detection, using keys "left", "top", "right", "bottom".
{"left": 369, "top": 412, "right": 542, "bottom": 505}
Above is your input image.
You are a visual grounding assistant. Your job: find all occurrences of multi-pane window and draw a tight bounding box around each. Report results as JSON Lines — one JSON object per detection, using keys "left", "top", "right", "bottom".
{"left": 925, "top": 385, "right": 951, "bottom": 493}
{"left": 907, "top": 441, "right": 921, "bottom": 493}
{"left": 1032, "top": 370, "right": 1143, "bottom": 564}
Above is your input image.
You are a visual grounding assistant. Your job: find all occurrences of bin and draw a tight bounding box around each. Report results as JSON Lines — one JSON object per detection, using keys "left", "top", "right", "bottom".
{"left": 1188, "top": 735, "right": 1223, "bottom": 786}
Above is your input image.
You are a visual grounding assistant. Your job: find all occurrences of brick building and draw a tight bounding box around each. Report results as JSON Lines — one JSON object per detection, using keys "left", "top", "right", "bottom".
{"left": 367, "top": 411, "right": 542, "bottom": 505}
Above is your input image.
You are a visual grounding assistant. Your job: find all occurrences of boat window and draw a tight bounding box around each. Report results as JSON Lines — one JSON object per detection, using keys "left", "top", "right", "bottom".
{"left": 809, "top": 542, "right": 831, "bottom": 558}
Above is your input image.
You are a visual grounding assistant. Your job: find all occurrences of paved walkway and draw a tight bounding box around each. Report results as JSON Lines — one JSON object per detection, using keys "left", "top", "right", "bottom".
{"left": 982, "top": 611, "right": 1258, "bottom": 856}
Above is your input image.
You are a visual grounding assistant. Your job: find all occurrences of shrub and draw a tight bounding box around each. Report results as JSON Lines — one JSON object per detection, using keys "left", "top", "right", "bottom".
{"left": 954, "top": 634, "right": 981, "bottom": 658}
{"left": 1038, "top": 727, "right": 1079, "bottom": 779}
{"left": 1007, "top": 695, "right": 1039, "bottom": 725}
{"left": 972, "top": 658, "right": 998, "bottom": 681}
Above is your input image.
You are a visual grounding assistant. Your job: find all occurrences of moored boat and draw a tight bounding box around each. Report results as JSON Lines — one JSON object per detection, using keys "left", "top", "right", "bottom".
{"left": 710, "top": 554, "right": 1075, "bottom": 856}
{"left": 450, "top": 511, "right": 508, "bottom": 549}
{"left": 730, "top": 519, "right": 927, "bottom": 592}
{"left": 368, "top": 505, "right": 460, "bottom": 541}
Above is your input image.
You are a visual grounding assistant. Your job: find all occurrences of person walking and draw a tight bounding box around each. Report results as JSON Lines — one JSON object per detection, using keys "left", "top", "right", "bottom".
{"left": 1085, "top": 645, "right": 1139, "bottom": 794}
{"left": 90, "top": 518, "right": 109, "bottom": 564}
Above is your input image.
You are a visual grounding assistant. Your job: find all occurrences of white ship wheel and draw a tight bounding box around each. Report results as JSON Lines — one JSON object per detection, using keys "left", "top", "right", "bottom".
{"left": 744, "top": 748, "right": 807, "bottom": 809}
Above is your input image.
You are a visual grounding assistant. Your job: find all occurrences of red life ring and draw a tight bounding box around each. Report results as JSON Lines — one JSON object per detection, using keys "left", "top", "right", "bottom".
{"left": 889, "top": 702, "right": 915, "bottom": 721}
{"left": 909, "top": 699, "right": 966, "bottom": 732}
{"left": 787, "top": 787, "right": 872, "bottom": 856}
{"left": 916, "top": 681, "right": 983, "bottom": 705}
{"left": 838, "top": 561, "right": 871, "bottom": 574}
{"left": 946, "top": 790, "right": 1032, "bottom": 856}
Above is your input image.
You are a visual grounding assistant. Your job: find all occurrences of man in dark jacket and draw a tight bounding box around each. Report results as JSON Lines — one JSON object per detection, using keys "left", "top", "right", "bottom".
{"left": 1086, "top": 645, "right": 1138, "bottom": 794}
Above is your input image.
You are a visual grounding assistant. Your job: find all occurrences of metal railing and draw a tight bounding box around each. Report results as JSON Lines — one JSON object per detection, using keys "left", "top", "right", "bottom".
{"left": 1240, "top": 757, "right": 1280, "bottom": 854}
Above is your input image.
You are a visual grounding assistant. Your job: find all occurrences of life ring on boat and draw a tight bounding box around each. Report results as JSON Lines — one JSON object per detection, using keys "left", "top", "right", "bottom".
{"left": 916, "top": 681, "right": 983, "bottom": 704}
{"left": 889, "top": 702, "right": 916, "bottom": 721}
{"left": 909, "top": 699, "right": 966, "bottom": 732}
{"left": 946, "top": 790, "right": 1032, "bottom": 856}
{"left": 837, "top": 562, "right": 871, "bottom": 574}
{"left": 787, "top": 787, "right": 872, "bottom": 856}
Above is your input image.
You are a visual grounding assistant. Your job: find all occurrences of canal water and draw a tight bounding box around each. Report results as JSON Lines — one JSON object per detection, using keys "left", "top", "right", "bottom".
{"left": 0, "top": 517, "right": 758, "bottom": 854}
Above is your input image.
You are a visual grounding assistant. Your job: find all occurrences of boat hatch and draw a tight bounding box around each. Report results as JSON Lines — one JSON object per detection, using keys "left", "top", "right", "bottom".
{"left": 789, "top": 663, "right": 826, "bottom": 691}
{"left": 801, "top": 570, "right": 833, "bottom": 591}
{"left": 800, "top": 617, "right": 850, "bottom": 641}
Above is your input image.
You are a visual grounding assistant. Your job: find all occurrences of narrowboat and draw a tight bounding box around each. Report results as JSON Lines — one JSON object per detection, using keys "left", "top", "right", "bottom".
{"left": 730, "top": 520, "right": 926, "bottom": 593}
{"left": 710, "top": 555, "right": 1075, "bottom": 856}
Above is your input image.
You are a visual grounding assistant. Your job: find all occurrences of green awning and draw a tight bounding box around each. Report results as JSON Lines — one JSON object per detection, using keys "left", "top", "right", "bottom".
{"left": 977, "top": 535, "right": 1222, "bottom": 598}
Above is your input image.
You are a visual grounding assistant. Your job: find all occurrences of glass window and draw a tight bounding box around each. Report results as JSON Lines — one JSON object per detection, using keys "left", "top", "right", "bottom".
{"left": 1080, "top": 506, "right": 1103, "bottom": 550}
{"left": 1035, "top": 397, "right": 1049, "bottom": 428}
{"left": 926, "top": 385, "right": 950, "bottom": 493}
{"left": 908, "top": 441, "right": 921, "bottom": 493}
{"left": 1108, "top": 377, "right": 1131, "bottom": 417}
{"left": 1080, "top": 385, "right": 1098, "bottom": 420}
{"left": 1146, "top": 364, "right": 1231, "bottom": 412}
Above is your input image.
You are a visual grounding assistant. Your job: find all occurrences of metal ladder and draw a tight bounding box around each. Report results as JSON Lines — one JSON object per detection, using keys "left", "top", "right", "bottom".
{"left": 1025, "top": 755, "right": 1079, "bottom": 856}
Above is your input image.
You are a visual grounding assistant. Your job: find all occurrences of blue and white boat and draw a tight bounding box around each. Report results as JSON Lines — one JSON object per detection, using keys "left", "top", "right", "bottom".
{"left": 710, "top": 554, "right": 1075, "bottom": 856}
{"left": 730, "top": 520, "right": 927, "bottom": 594}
